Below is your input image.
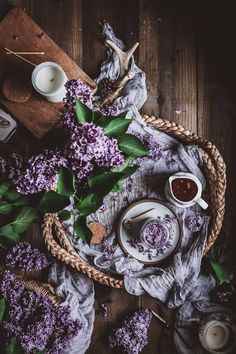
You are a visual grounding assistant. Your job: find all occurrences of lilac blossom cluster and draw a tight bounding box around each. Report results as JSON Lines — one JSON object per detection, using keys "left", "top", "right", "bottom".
{"left": 129, "top": 129, "right": 163, "bottom": 161}
{"left": 64, "top": 79, "right": 119, "bottom": 116}
{"left": 103, "top": 245, "right": 116, "bottom": 261}
{"left": 5, "top": 242, "right": 49, "bottom": 271}
{"left": 63, "top": 121, "right": 124, "bottom": 182}
{"left": 109, "top": 309, "right": 152, "bottom": 354}
{"left": 186, "top": 213, "right": 205, "bottom": 232}
{"left": 0, "top": 149, "right": 66, "bottom": 194}
{"left": 0, "top": 271, "right": 82, "bottom": 354}
{"left": 0, "top": 119, "right": 124, "bottom": 195}
{"left": 143, "top": 221, "right": 168, "bottom": 248}
{"left": 211, "top": 272, "right": 236, "bottom": 305}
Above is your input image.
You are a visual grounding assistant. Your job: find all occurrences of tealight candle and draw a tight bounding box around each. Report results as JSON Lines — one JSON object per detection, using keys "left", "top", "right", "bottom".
{"left": 205, "top": 321, "right": 230, "bottom": 351}
{"left": 31, "top": 61, "right": 68, "bottom": 102}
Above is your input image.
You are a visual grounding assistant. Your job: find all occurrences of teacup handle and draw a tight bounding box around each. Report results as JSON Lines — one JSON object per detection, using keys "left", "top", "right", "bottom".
{"left": 196, "top": 197, "right": 208, "bottom": 210}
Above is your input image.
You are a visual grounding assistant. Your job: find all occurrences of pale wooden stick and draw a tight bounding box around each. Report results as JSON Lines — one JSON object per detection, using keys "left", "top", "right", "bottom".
{"left": 3, "top": 47, "right": 37, "bottom": 67}
{"left": 6, "top": 51, "right": 44, "bottom": 55}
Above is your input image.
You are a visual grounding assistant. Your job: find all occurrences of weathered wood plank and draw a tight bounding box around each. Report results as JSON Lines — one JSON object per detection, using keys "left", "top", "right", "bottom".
{"left": 139, "top": 0, "right": 159, "bottom": 115}
{"left": 158, "top": 1, "right": 197, "bottom": 130}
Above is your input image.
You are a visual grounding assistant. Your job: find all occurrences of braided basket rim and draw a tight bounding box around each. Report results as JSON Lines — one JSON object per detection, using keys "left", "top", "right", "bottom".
{"left": 42, "top": 115, "right": 226, "bottom": 289}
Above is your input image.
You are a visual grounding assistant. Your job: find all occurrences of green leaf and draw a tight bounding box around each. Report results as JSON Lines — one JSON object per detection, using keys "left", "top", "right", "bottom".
{"left": 0, "top": 231, "right": 20, "bottom": 243}
{"left": 12, "top": 197, "right": 30, "bottom": 207}
{"left": 88, "top": 171, "right": 124, "bottom": 196}
{"left": 58, "top": 209, "right": 71, "bottom": 221}
{"left": 78, "top": 193, "right": 102, "bottom": 216}
{"left": 93, "top": 115, "right": 108, "bottom": 128}
{"left": 38, "top": 191, "right": 70, "bottom": 213}
{"left": 92, "top": 110, "right": 102, "bottom": 123}
{"left": 74, "top": 216, "right": 93, "bottom": 243}
{"left": 210, "top": 260, "right": 233, "bottom": 284}
{"left": 0, "top": 207, "right": 38, "bottom": 236}
{"left": 75, "top": 99, "right": 92, "bottom": 123}
{"left": 0, "top": 201, "right": 13, "bottom": 215}
{"left": 210, "top": 228, "right": 232, "bottom": 263}
{"left": 120, "top": 165, "right": 139, "bottom": 179}
{"left": 116, "top": 111, "right": 129, "bottom": 119}
{"left": 0, "top": 181, "right": 11, "bottom": 195}
{"left": 111, "top": 180, "right": 123, "bottom": 193}
{"left": 57, "top": 167, "right": 75, "bottom": 197}
{"left": 111, "top": 156, "right": 133, "bottom": 172}
{"left": 5, "top": 189, "right": 21, "bottom": 202}
{"left": 0, "top": 295, "right": 6, "bottom": 322}
{"left": 0, "top": 197, "right": 29, "bottom": 215}
{"left": 103, "top": 117, "right": 132, "bottom": 137}
{"left": 118, "top": 134, "right": 149, "bottom": 157}
{"left": 6, "top": 337, "right": 25, "bottom": 354}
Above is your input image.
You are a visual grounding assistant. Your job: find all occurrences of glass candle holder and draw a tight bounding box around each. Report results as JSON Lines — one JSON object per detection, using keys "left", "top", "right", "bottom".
{"left": 31, "top": 61, "right": 68, "bottom": 103}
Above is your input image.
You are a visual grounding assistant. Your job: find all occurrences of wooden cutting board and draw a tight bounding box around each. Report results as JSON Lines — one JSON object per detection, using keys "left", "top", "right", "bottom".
{"left": 0, "top": 7, "right": 96, "bottom": 138}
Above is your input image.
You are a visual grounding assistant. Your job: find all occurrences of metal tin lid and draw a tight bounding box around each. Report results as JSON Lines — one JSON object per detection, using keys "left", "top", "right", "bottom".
{"left": 0, "top": 108, "right": 17, "bottom": 142}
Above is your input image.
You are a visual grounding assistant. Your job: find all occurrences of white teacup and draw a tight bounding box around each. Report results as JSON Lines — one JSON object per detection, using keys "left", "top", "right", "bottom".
{"left": 165, "top": 172, "right": 208, "bottom": 209}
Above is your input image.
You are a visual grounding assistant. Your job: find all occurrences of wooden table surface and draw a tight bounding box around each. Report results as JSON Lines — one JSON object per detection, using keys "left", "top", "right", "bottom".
{"left": 0, "top": 1, "right": 236, "bottom": 353}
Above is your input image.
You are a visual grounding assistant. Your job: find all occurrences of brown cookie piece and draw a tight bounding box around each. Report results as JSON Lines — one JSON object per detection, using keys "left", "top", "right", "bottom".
{"left": 88, "top": 221, "right": 107, "bottom": 245}
{"left": 2, "top": 74, "right": 32, "bottom": 103}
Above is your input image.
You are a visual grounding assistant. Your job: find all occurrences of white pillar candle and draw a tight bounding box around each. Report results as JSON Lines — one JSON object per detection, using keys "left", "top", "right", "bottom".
{"left": 31, "top": 62, "right": 68, "bottom": 103}
{"left": 205, "top": 321, "right": 230, "bottom": 350}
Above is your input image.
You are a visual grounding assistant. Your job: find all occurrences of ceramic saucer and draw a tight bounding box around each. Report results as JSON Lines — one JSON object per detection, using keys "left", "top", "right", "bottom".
{"left": 117, "top": 199, "right": 181, "bottom": 265}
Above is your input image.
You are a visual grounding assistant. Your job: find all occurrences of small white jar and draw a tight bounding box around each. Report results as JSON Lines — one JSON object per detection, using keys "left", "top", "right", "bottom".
{"left": 31, "top": 62, "right": 68, "bottom": 103}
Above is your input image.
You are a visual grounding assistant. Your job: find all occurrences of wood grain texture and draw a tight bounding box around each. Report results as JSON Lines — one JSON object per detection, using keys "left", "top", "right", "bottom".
{"left": 0, "top": 0, "right": 235, "bottom": 353}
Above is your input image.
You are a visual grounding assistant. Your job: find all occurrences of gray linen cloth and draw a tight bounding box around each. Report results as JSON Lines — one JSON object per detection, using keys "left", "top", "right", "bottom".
{"left": 49, "top": 22, "right": 223, "bottom": 354}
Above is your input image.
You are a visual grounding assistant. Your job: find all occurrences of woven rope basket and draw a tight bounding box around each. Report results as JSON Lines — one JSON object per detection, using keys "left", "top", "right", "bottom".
{"left": 42, "top": 115, "right": 226, "bottom": 289}
{"left": 15, "top": 275, "right": 61, "bottom": 306}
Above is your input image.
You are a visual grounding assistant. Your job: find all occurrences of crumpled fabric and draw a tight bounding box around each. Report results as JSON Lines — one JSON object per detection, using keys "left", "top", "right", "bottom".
{"left": 49, "top": 22, "right": 226, "bottom": 354}
{"left": 49, "top": 263, "right": 95, "bottom": 354}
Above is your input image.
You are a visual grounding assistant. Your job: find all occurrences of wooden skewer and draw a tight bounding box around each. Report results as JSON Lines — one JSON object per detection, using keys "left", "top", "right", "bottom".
{"left": 6, "top": 51, "right": 44, "bottom": 55}
{"left": 3, "top": 46, "right": 37, "bottom": 67}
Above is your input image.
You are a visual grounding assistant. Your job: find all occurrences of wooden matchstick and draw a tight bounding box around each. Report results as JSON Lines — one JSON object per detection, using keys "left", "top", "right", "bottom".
{"left": 3, "top": 47, "right": 37, "bottom": 67}
{"left": 6, "top": 51, "right": 44, "bottom": 55}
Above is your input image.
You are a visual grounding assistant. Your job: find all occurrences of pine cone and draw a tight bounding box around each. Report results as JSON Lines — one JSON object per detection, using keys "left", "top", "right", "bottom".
{"left": 98, "top": 78, "right": 116, "bottom": 98}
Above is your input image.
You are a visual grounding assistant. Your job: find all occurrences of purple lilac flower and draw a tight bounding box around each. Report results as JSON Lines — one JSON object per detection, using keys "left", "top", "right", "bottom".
{"left": 210, "top": 272, "right": 236, "bottom": 305}
{"left": 0, "top": 120, "right": 124, "bottom": 193}
{"left": 64, "top": 79, "right": 92, "bottom": 109}
{"left": 64, "top": 79, "right": 119, "bottom": 116}
{"left": 142, "top": 221, "right": 168, "bottom": 248}
{"left": 128, "top": 239, "right": 153, "bottom": 260}
{"left": 97, "top": 303, "right": 108, "bottom": 317}
{"left": 0, "top": 270, "right": 24, "bottom": 303}
{"left": 0, "top": 149, "right": 67, "bottom": 194}
{"left": 0, "top": 271, "right": 82, "bottom": 354}
{"left": 63, "top": 121, "right": 124, "bottom": 182}
{"left": 109, "top": 309, "right": 152, "bottom": 354}
{"left": 186, "top": 213, "right": 205, "bottom": 232}
{"left": 96, "top": 136, "right": 125, "bottom": 168}
{"left": 103, "top": 245, "right": 116, "bottom": 261}
{"left": 129, "top": 130, "right": 163, "bottom": 161}
{"left": 5, "top": 242, "right": 50, "bottom": 271}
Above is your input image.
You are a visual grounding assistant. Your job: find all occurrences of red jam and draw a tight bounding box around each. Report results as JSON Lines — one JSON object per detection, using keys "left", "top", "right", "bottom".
{"left": 171, "top": 178, "right": 198, "bottom": 202}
